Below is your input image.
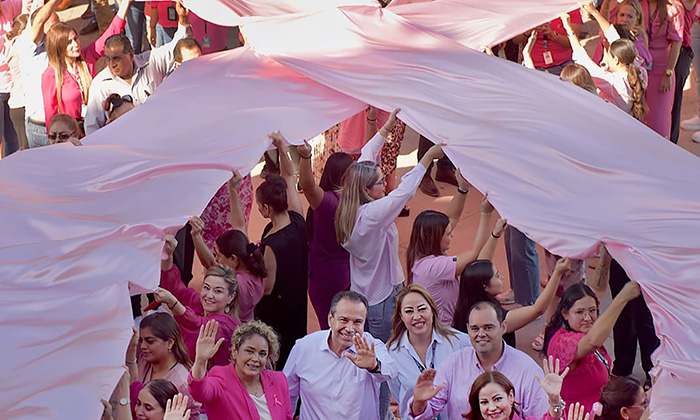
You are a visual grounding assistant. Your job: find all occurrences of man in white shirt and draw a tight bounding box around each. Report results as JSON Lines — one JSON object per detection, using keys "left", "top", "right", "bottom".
{"left": 18, "top": 0, "right": 59, "bottom": 147}
{"left": 283, "top": 291, "right": 398, "bottom": 420}
{"left": 83, "top": 2, "right": 190, "bottom": 135}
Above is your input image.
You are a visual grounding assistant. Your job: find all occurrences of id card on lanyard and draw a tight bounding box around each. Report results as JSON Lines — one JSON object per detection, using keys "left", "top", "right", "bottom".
{"left": 202, "top": 21, "right": 211, "bottom": 48}
{"left": 412, "top": 342, "right": 441, "bottom": 420}
{"left": 543, "top": 35, "right": 553, "bottom": 65}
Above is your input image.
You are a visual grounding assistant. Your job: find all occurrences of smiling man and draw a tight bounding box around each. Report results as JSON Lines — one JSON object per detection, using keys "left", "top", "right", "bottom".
{"left": 407, "top": 301, "right": 549, "bottom": 420}
{"left": 283, "top": 291, "right": 398, "bottom": 420}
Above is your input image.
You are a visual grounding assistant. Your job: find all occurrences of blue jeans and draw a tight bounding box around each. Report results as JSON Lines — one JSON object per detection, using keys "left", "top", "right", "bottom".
{"left": 26, "top": 118, "right": 49, "bottom": 148}
{"left": 114, "top": 0, "right": 146, "bottom": 53}
{"left": 504, "top": 226, "right": 541, "bottom": 305}
{"left": 536, "top": 59, "right": 574, "bottom": 77}
{"left": 0, "top": 92, "right": 19, "bottom": 156}
{"left": 155, "top": 24, "right": 177, "bottom": 48}
{"left": 365, "top": 285, "right": 400, "bottom": 420}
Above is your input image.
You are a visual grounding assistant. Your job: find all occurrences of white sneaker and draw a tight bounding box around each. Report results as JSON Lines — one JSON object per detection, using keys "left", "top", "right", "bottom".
{"left": 681, "top": 116, "right": 700, "bottom": 131}
{"left": 692, "top": 131, "right": 700, "bottom": 143}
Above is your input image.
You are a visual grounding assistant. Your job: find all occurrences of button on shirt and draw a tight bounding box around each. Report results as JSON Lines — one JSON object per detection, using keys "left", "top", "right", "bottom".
{"left": 407, "top": 343, "right": 549, "bottom": 420}
{"left": 388, "top": 329, "right": 471, "bottom": 420}
{"left": 283, "top": 330, "right": 398, "bottom": 420}
{"left": 84, "top": 23, "right": 190, "bottom": 135}
{"left": 344, "top": 132, "right": 427, "bottom": 306}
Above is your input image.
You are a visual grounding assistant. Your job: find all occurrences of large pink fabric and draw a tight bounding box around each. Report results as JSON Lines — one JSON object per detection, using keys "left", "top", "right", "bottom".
{"left": 2, "top": 1, "right": 699, "bottom": 419}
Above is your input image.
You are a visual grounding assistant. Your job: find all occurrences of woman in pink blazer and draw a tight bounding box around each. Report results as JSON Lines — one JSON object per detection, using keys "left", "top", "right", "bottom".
{"left": 188, "top": 319, "right": 293, "bottom": 420}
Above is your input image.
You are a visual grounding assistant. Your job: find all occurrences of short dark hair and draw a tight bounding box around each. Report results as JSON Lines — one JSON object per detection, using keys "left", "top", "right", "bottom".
{"left": 105, "top": 33, "right": 133, "bottom": 54}
{"left": 173, "top": 37, "right": 202, "bottom": 63}
{"left": 142, "top": 379, "right": 178, "bottom": 411}
{"left": 255, "top": 174, "right": 288, "bottom": 213}
{"left": 329, "top": 291, "right": 369, "bottom": 316}
{"left": 467, "top": 300, "right": 505, "bottom": 325}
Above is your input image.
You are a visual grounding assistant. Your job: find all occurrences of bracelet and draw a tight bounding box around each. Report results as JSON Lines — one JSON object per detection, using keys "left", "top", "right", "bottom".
{"left": 126, "top": 359, "right": 137, "bottom": 365}
{"left": 481, "top": 211, "right": 492, "bottom": 216}
{"left": 457, "top": 187, "right": 469, "bottom": 194}
{"left": 168, "top": 302, "right": 177, "bottom": 310}
{"left": 491, "top": 232, "right": 501, "bottom": 239}
{"left": 367, "top": 118, "right": 376, "bottom": 123}
{"left": 298, "top": 153, "right": 311, "bottom": 159}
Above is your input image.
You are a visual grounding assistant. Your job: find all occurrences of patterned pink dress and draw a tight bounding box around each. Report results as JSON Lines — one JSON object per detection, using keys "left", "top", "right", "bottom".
{"left": 547, "top": 328, "right": 612, "bottom": 414}
{"left": 199, "top": 174, "right": 253, "bottom": 250}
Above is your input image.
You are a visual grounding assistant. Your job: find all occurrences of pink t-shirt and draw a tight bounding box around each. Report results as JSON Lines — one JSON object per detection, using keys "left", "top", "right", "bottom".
{"left": 529, "top": 9, "right": 583, "bottom": 68}
{"left": 190, "top": 12, "right": 228, "bottom": 54}
{"left": 681, "top": 1, "right": 697, "bottom": 47}
{"left": 236, "top": 269, "right": 264, "bottom": 322}
{"left": 337, "top": 108, "right": 390, "bottom": 154}
{"left": 411, "top": 255, "right": 459, "bottom": 325}
{"left": 148, "top": 1, "right": 178, "bottom": 29}
{"left": 547, "top": 328, "right": 611, "bottom": 414}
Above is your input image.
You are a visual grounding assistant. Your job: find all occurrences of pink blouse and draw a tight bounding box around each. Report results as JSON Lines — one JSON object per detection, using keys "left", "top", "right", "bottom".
{"left": 547, "top": 328, "right": 611, "bottom": 414}
{"left": 641, "top": 0, "right": 683, "bottom": 49}
{"left": 41, "top": 16, "right": 126, "bottom": 128}
{"left": 160, "top": 265, "right": 240, "bottom": 367}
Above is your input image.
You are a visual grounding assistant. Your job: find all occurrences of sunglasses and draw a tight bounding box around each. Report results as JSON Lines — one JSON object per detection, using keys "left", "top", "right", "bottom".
{"left": 107, "top": 94, "right": 133, "bottom": 114}
{"left": 48, "top": 131, "right": 77, "bottom": 142}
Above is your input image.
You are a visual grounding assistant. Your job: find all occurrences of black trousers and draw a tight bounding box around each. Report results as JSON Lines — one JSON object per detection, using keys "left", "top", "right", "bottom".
{"left": 670, "top": 46, "right": 694, "bottom": 144}
{"left": 609, "top": 259, "right": 660, "bottom": 376}
{"left": 417, "top": 135, "right": 454, "bottom": 172}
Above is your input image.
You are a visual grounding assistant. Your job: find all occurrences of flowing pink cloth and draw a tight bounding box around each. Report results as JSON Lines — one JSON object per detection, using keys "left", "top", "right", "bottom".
{"left": 2, "top": 1, "right": 699, "bottom": 420}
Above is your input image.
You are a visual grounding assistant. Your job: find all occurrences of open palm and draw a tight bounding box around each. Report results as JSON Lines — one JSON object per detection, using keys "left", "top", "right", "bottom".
{"left": 195, "top": 319, "right": 224, "bottom": 362}
{"left": 536, "top": 356, "right": 569, "bottom": 399}
{"left": 413, "top": 369, "right": 446, "bottom": 403}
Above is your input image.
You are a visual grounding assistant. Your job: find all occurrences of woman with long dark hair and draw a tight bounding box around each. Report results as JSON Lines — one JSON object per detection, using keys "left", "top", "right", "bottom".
{"left": 297, "top": 139, "right": 353, "bottom": 328}
{"left": 543, "top": 281, "right": 641, "bottom": 413}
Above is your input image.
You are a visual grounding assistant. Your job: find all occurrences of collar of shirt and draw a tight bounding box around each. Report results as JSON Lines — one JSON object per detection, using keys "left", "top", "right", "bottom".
{"left": 398, "top": 329, "right": 443, "bottom": 366}
{"left": 470, "top": 340, "right": 509, "bottom": 372}
{"left": 320, "top": 330, "right": 357, "bottom": 358}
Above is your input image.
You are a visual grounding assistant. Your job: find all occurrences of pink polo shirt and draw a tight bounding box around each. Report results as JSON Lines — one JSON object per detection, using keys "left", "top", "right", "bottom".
{"left": 411, "top": 255, "right": 459, "bottom": 325}
{"left": 529, "top": 9, "right": 582, "bottom": 68}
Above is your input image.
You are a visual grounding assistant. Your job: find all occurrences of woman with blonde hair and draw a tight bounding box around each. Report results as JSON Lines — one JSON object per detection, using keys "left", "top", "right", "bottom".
{"left": 386, "top": 284, "right": 470, "bottom": 420}
{"left": 41, "top": 0, "right": 133, "bottom": 129}
{"left": 157, "top": 235, "right": 241, "bottom": 368}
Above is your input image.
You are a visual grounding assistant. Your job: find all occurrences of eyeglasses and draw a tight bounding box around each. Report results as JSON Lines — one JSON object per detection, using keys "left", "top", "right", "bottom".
{"left": 107, "top": 94, "right": 133, "bottom": 114}
{"left": 628, "top": 397, "right": 649, "bottom": 410}
{"left": 48, "top": 131, "right": 77, "bottom": 142}
{"left": 568, "top": 307, "right": 598, "bottom": 320}
{"left": 374, "top": 178, "right": 386, "bottom": 187}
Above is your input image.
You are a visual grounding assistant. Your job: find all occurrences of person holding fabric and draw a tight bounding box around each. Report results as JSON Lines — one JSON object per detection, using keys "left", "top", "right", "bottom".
{"left": 562, "top": 11, "right": 648, "bottom": 121}
{"left": 593, "top": 0, "right": 652, "bottom": 70}
{"left": 84, "top": 1, "right": 190, "bottom": 135}
{"left": 188, "top": 319, "right": 293, "bottom": 420}
{"left": 543, "top": 281, "right": 642, "bottom": 414}
{"left": 407, "top": 301, "right": 549, "bottom": 420}
{"left": 453, "top": 256, "right": 571, "bottom": 349}
{"left": 41, "top": 0, "right": 133, "bottom": 130}
{"left": 515, "top": 10, "right": 582, "bottom": 76}
{"left": 386, "top": 284, "right": 471, "bottom": 420}
{"left": 283, "top": 291, "right": 398, "bottom": 420}
{"left": 460, "top": 358, "right": 570, "bottom": 420}
{"left": 0, "top": 0, "right": 25, "bottom": 157}
{"left": 126, "top": 313, "right": 201, "bottom": 420}
{"left": 251, "top": 132, "right": 308, "bottom": 369}
{"left": 157, "top": 235, "right": 241, "bottom": 368}
{"left": 641, "top": 0, "right": 683, "bottom": 138}
{"left": 16, "top": 0, "right": 60, "bottom": 148}
{"left": 296, "top": 140, "right": 353, "bottom": 329}
{"left": 405, "top": 187, "right": 496, "bottom": 325}
{"left": 190, "top": 172, "right": 266, "bottom": 323}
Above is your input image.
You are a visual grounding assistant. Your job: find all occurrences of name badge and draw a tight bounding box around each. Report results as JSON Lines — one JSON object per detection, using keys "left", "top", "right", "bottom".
{"left": 202, "top": 36, "right": 210, "bottom": 48}
{"left": 543, "top": 51, "right": 553, "bottom": 65}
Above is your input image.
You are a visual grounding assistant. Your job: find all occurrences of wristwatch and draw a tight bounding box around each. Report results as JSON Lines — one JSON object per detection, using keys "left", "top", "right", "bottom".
{"left": 665, "top": 69, "right": 673, "bottom": 77}
{"left": 550, "top": 398, "right": 565, "bottom": 416}
{"left": 118, "top": 397, "right": 130, "bottom": 406}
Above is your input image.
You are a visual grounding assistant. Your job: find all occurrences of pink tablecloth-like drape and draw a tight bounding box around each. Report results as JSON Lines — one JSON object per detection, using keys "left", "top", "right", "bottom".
{"left": 2, "top": 1, "right": 698, "bottom": 419}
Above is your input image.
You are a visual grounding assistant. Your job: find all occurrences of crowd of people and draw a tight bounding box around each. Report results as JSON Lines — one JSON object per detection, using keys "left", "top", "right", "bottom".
{"left": 1, "top": 0, "right": 683, "bottom": 419}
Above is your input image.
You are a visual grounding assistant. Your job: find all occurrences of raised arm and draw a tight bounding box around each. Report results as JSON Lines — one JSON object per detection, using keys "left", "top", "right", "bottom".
{"left": 560, "top": 13, "right": 582, "bottom": 50}
{"left": 147, "top": 2, "right": 159, "bottom": 47}
{"left": 445, "top": 170, "right": 470, "bottom": 228}
{"left": 297, "top": 140, "right": 325, "bottom": 209}
{"left": 29, "top": 0, "right": 60, "bottom": 44}
{"left": 191, "top": 320, "right": 224, "bottom": 379}
{"left": 359, "top": 108, "right": 399, "bottom": 163}
{"left": 582, "top": 1, "right": 613, "bottom": 35}
{"left": 227, "top": 171, "right": 248, "bottom": 233}
{"left": 505, "top": 258, "right": 572, "bottom": 332}
{"left": 522, "top": 30, "right": 537, "bottom": 69}
{"left": 576, "top": 281, "right": 641, "bottom": 360}
{"left": 453, "top": 207, "right": 501, "bottom": 276}
{"left": 189, "top": 216, "right": 217, "bottom": 270}
{"left": 590, "top": 244, "right": 611, "bottom": 299}
{"left": 269, "top": 131, "right": 303, "bottom": 216}
{"left": 365, "top": 106, "right": 378, "bottom": 141}
{"left": 262, "top": 246, "right": 277, "bottom": 296}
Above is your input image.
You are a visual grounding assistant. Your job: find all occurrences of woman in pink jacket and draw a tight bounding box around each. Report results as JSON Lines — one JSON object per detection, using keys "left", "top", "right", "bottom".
{"left": 188, "top": 319, "right": 293, "bottom": 420}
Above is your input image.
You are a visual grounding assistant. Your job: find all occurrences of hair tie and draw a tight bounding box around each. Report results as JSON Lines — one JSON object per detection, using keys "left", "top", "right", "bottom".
{"left": 246, "top": 242, "right": 259, "bottom": 255}
{"left": 592, "top": 402, "right": 603, "bottom": 417}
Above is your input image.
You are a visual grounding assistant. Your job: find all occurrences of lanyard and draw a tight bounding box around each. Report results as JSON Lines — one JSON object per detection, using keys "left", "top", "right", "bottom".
{"left": 411, "top": 341, "right": 437, "bottom": 373}
{"left": 543, "top": 34, "right": 549, "bottom": 51}
{"left": 594, "top": 349, "right": 611, "bottom": 379}
{"left": 647, "top": 6, "right": 658, "bottom": 40}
